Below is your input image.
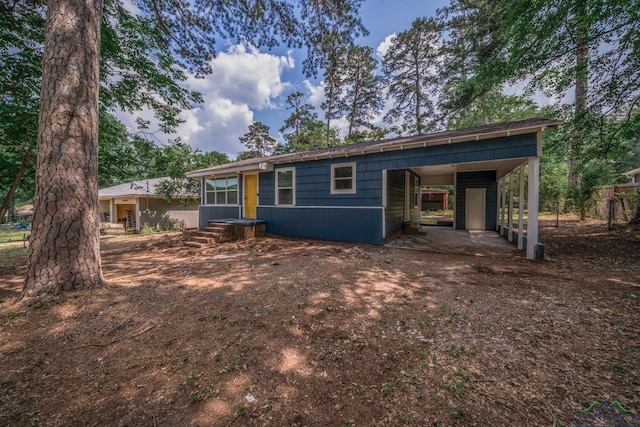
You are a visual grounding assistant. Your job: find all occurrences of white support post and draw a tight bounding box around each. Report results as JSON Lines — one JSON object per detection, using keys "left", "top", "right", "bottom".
{"left": 500, "top": 178, "right": 506, "bottom": 235}
{"left": 518, "top": 164, "right": 525, "bottom": 250}
{"left": 526, "top": 158, "right": 540, "bottom": 259}
{"left": 508, "top": 172, "right": 514, "bottom": 242}
{"left": 496, "top": 179, "right": 502, "bottom": 232}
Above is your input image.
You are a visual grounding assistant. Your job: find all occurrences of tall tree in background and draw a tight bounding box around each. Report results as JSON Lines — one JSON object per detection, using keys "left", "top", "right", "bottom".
{"left": 320, "top": 33, "right": 348, "bottom": 145}
{"left": 438, "top": 0, "right": 640, "bottom": 192}
{"left": 382, "top": 17, "right": 441, "bottom": 135}
{"left": 280, "top": 91, "right": 319, "bottom": 151}
{"left": 445, "top": 90, "right": 539, "bottom": 130}
{"left": 17, "top": 0, "right": 367, "bottom": 299}
{"left": 0, "top": 103, "right": 37, "bottom": 223}
{"left": 340, "top": 45, "right": 383, "bottom": 137}
{"left": 239, "top": 122, "right": 277, "bottom": 158}
{"left": 154, "top": 139, "right": 230, "bottom": 201}
{"left": 437, "top": 0, "right": 509, "bottom": 119}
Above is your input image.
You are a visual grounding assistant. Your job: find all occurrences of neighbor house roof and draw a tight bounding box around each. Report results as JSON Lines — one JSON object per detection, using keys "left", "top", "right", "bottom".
{"left": 99, "top": 178, "right": 170, "bottom": 198}
{"left": 186, "top": 118, "right": 562, "bottom": 178}
{"left": 625, "top": 167, "right": 640, "bottom": 176}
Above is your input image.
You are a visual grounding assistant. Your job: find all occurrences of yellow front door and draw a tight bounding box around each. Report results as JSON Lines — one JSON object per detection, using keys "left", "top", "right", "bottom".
{"left": 244, "top": 175, "right": 257, "bottom": 218}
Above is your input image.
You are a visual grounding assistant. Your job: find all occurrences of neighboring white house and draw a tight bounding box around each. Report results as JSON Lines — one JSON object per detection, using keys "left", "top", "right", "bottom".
{"left": 625, "top": 167, "right": 640, "bottom": 184}
{"left": 98, "top": 178, "right": 198, "bottom": 231}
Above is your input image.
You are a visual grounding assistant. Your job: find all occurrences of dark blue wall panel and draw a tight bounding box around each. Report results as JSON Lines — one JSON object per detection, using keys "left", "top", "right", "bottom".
{"left": 455, "top": 171, "right": 497, "bottom": 230}
{"left": 385, "top": 170, "right": 405, "bottom": 236}
{"left": 257, "top": 206, "right": 384, "bottom": 245}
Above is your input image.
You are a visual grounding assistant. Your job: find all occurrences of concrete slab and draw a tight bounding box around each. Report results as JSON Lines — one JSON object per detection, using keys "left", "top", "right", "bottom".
{"left": 385, "top": 227, "right": 520, "bottom": 257}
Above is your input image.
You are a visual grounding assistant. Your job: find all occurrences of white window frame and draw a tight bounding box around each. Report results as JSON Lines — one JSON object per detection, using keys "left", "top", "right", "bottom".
{"left": 275, "top": 167, "right": 295, "bottom": 206}
{"left": 330, "top": 162, "right": 356, "bottom": 194}
{"left": 205, "top": 175, "right": 239, "bottom": 205}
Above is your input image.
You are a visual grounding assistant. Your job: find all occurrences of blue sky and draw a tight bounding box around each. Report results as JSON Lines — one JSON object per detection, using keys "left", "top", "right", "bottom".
{"left": 117, "top": 0, "right": 448, "bottom": 157}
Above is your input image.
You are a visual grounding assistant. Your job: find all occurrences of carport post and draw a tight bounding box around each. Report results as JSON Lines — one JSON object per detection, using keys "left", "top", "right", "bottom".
{"left": 500, "top": 177, "right": 507, "bottom": 234}
{"left": 526, "top": 158, "right": 540, "bottom": 259}
{"left": 508, "top": 172, "right": 514, "bottom": 242}
{"left": 517, "top": 164, "right": 525, "bottom": 250}
{"left": 496, "top": 179, "right": 502, "bottom": 232}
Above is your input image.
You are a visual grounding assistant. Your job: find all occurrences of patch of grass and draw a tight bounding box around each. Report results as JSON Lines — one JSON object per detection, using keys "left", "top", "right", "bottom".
{"left": 24, "top": 410, "right": 40, "bottom": 427}
{"left": 449, "top": 404, "right": 464, "bottom": 420}
{"left": 296, "top": 302, "right": 307, "bottom": 309}
{"left": 214, "top": 352, "right": 222, "bottom": 362}
{"left": 0, "top": 230, "right": 29, "bottom": 244}
{"left": 381, "top": 382, "right": 396, "bottom": 397}
{"left": 234, "top": 404, "right": 248, "bottom": 416}
{"left": 204, "top": 386, "right": 219, "bottom": 398}
{"left": 184, "top": 372, "right": 199, "bottom": 387}
{"left": 211, "top": 313, "right": 226, "bottom": 321}
{"left": 399, "top": 408, "right": 410, "bottom": 424}
{"left": 449, "top": 343, "right": 465, "bottom": 358}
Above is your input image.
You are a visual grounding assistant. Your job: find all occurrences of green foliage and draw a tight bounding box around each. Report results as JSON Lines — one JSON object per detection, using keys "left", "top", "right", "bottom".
{"left": 279, "top": 91, "right": 319, "bottom": 150}
{"left": 340, "top": 45, "right": 384, "bottom": 136}
{"left": 239, "top": 122, "right": 277, "bottom": 157}
{"left": 445, "top": 90, "right": 540, "bottom": 130}
{"left": 567, "top": 162, "right": 616, "bottom": 219}
{"left": 152, "top": 139, "right": 230, "bottom": 201}
{"left": 382, "top": 17, "right": 440, "bottom": 135}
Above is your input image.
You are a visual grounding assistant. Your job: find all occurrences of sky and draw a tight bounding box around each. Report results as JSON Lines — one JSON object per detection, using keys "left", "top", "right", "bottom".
{"left": 116, "top": 1, "right": 449, "bottom": 157}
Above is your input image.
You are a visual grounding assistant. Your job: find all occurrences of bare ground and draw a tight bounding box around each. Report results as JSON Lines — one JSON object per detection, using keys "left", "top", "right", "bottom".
{"left": 0, "top": 217, "right": 639, "bottom": 426}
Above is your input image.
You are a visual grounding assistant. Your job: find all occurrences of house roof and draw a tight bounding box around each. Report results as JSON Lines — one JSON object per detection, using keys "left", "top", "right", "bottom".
{"left": 186, "top": 118, "right": 562, "bottom": 178}
{"left": 99, "top": 177, "right": 173, "bottom": 198}
{"left": 625, "top": 167, "right": 640, "bottom": 176}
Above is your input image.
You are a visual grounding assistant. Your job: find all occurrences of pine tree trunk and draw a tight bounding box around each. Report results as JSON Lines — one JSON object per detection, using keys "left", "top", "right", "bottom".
{"left": 22, "top": 0, "right": 104, "bottom": 299}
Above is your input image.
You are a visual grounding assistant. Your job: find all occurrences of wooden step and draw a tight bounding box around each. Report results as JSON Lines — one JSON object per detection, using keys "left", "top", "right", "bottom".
{"left": 183, "top": 241, "right": 205, "bottom": 248}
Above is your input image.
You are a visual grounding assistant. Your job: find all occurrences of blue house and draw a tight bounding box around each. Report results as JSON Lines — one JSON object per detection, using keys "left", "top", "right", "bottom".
{"left": 186, "top": 118, "right": 561, "bottom": 258}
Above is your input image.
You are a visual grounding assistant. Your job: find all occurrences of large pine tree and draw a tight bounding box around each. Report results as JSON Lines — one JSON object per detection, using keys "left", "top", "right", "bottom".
{"left": 382, "top": 17, "right": 441, "bottom": 135}
{"left": 20, "top": 0, "right": 367, "bottom": 299}
{"left": 341, "top": 45, "right": 383, "bottom": 137}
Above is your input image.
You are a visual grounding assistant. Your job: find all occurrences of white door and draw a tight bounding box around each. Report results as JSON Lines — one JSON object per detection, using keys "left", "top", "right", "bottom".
{"left": 465, "top": 188, "right": 486, "bottom": 230}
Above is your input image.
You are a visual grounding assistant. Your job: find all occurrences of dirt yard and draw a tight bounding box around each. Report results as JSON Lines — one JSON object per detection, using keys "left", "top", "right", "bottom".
{"left": 1, "top": 217, "right": 639, "bottom": 426}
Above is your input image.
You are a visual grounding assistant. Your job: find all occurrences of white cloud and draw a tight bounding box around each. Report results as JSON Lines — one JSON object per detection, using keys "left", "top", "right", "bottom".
{"left": 376, "top": 34, "right": 396, "bottom": 58}
{"left": 116, "top": 43, "right": 295, "bottom": 157}
{"left": 304, "top": 80, "right": 325, "bottom": 108}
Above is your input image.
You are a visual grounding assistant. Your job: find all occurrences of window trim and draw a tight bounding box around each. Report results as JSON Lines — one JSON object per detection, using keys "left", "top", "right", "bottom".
{"left": 330, "top": 162, "right": 356, "bottom": 195}
{"left": 275, "top": 167, "right": 296, "bottom": 206}
{"left": 204, "top": 175, "right": 239, "bottom": 205}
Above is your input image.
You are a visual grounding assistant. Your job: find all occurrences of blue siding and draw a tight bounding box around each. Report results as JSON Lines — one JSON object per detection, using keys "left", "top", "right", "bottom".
{"left": 257, "top": 206, "right": 384, "bottom": 245}
{"left": 455, "top": 171, "right": 497, "bottom": 230}
{"left": 385, "top": 170, "right": 405, "bottom": 236}
{"left": 199, "top": 133, "right": 537, "bottom": 242}
{"left": 259, "top": 134, "right": 536, "bottom": 209}
{"left": 198, "top": 205, "right": 240, "bottom": 229}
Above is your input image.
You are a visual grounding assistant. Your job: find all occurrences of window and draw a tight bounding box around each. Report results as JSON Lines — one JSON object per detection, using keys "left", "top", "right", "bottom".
{"left": 331, "top": 162, "right": 356, "bottom": 194}
{"left": 276, "top": 168, "right": 295, "bottom": 205}
{"left": 205, "top": 176, "right": 238, "bottom": 205}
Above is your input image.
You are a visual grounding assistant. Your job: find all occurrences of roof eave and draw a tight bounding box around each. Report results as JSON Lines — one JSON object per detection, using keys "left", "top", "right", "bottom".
{"left": 270, "top": 121, "right": 562, "bottom": 165}
{"left": 185, "top": 161, "right": 274, "bottom": 178}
